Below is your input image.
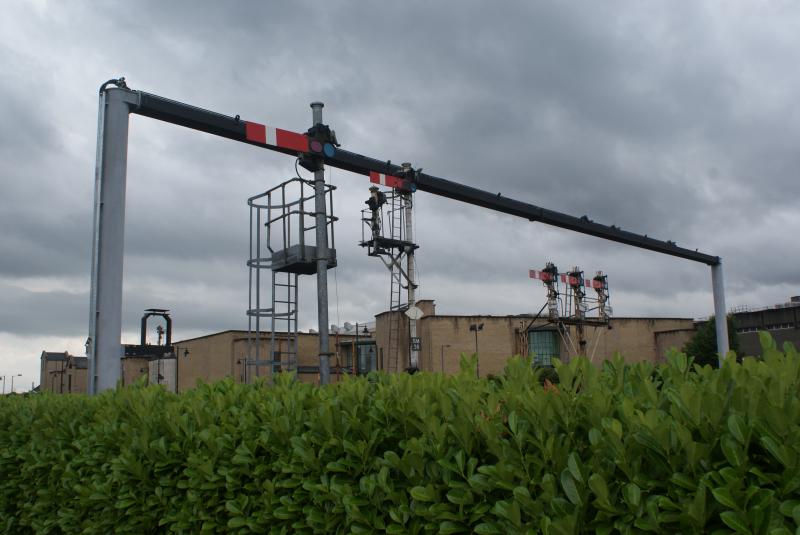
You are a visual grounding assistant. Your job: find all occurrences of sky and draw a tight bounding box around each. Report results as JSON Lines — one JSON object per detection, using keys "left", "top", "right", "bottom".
{"left": 1, "top": 1, "right": 799, "bottom": 392}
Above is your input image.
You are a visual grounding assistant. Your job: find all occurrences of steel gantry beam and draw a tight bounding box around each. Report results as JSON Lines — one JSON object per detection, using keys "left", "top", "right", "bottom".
{"left": 89, "top": 79, "right": 729, "bottom": 392}
{"left": 133, "top": 88, "right": 719, "bottom": 265}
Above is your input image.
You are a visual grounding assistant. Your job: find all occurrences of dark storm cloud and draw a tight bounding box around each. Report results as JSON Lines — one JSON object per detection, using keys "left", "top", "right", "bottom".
{"left": 0, "top": 283, "right": 86, "bottom": 336}
{"left": 0, "top": 44, "right": 94, "bottom": 278}
{"left": 0, "top": 211, "right": 90, "bottom": 277}
{"left": 1, "top": 0, "right": 799, "bottom": 374}
{"left": 0, "top": 47, "right": 58, "bottom": 155}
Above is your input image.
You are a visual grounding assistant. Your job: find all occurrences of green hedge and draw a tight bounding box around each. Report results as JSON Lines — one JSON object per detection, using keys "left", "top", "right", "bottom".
{"left": 2, "top": 333, "right": 800, "bottom": 534}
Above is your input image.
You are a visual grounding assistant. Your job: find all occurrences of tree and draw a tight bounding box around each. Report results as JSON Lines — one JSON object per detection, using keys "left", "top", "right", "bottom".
{"left": 682, "top": 315, "right": 740, "bottom": 367}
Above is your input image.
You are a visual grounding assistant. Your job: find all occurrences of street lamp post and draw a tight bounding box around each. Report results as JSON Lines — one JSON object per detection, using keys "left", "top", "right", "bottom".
{"left": 10, "top": 373, "right": 22, "bottom": 394}
{"left": 469, "top": 323, "right": 484, "bottom": 378}
{"left": 440, "top": 344, "right": 451, "bottom": 374}
{"left": 1, "top": 375, "right": 5, "bottom": 395}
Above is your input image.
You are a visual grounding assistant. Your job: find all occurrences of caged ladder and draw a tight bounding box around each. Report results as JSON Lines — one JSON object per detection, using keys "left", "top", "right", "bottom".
{"left": 247, "top": 177, "right": 336, "bottom": 382}
{"left": 386, "top": 192, "right": 406, "bottom": 372}
{"left": 360, "top": 185, "right": 418, "bottom": 372}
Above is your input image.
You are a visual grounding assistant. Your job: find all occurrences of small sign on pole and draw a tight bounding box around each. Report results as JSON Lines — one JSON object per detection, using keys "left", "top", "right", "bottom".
{"left": 410, "top": 337, "right": 422, "bottom": 351}
{"left": 405, "top": 306, "right": 424, "bottom": 320}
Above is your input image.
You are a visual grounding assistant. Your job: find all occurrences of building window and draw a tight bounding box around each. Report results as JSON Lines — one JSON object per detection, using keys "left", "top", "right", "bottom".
{"left": 528, "top": 330, "right": 559, "bottom": 367}
{"left": 272, "top": 351, "right": 281, "bottom": 374}
{"left": 765, "top": 323, "right": 793, "bottom": 331}
{"left": 338, "top": 343, "right": 377, "bottom": 374}
{"left": 341, "top": 345, "right": 353, "bottom": 369}
{"left": 357, "top": 344, "right": 377, "bottom": 374}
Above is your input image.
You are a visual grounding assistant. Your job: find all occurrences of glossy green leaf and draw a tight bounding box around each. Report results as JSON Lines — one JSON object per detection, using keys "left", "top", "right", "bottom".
{"left": 761, "top": 436, "right": 794, "bottom": 469}
{"left": 588, "top": 473, "right": 609, "bottom": 503}
{"left": 721, "top": 435, "right": 747, "bottom": 468}
{"left": 474, "top": 522, "right": 502, "bottom": 534}
{"left": 560, "top": 470, "right": 582, "bottom": 506}
{"left": 410, "top": 485, "right": 436, "bottom": 502}
{"left": 720, "top": 511, "right": 751, "bottom": 534}
{"left": 567, "top": 453, "right": 584, "bottom": 484}
{"left": 711, "top": 487, "right": 738, "bottom": 510}
{"left": 623, "top": 483, "right": 641, "bottom": 509}
{"left": 727, "top": 414, "right": 748, "bottom": 445}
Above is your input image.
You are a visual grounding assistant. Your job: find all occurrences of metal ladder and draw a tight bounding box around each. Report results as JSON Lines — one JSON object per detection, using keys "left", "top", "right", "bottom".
{"left": 359, "top": 187, "right": 418, "bottom": 373}
{"left": 247, "top": 176, "right": 336, "bottom": 383}
{"left": 270, "top": 271, "right": 298, "bottom": 373}
{"left": 386, "top": 193, "right": 406, "bottom": 372}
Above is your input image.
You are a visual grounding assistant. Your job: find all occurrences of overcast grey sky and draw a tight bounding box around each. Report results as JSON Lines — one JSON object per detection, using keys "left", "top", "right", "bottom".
{"left": 1, "top": 1, "right": 798, "bottom": 391}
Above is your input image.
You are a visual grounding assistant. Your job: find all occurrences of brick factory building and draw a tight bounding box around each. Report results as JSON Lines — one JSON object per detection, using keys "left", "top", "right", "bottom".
{"left": 117, "top": 299, "right": 696, "bottom": 390}
{"left": 120, "top": 330, "right": 365, "bottom": 392}
{"left": 39, "top": 351, "right": 88, "bottom": 394}
{"left": 39, "top": 297, "right": 800, "bottom": 392}
{"left": 375, "top": 300, "right": 695, "bottom": 376}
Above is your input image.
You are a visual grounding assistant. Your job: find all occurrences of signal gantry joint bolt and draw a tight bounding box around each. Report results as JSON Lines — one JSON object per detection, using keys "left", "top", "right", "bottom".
{"left": 305, "top": 123, "right": 340, "bottom": 146}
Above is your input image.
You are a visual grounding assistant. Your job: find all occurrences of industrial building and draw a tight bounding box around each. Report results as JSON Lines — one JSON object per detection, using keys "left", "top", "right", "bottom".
{"left": 37, "top": 302, "right": 702, "bottom": 393}
{"left": 121, "top": 330, "right": 366, "bottom": 392}
{"left": 728, "top": 296, "right": 800, "bottom": 355}
{"left": 376, "top": 300, "right": 694, "bottom": 375}
{"left": 40, "top": 295, "right": 800, "bottom": 393}
{"left": 39, "top": 351, "right": 88, "bottom": 394}
{"left": 106, "top": 299, "right": 694, "bottom": 391}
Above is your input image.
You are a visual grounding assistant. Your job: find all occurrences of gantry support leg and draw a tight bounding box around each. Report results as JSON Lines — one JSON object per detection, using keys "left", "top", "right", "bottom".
{"left": 88, "top": 87, "right": 139, "bottom": 393}
{"left": 711, "top": 261, "right": 730, "bottom": 365}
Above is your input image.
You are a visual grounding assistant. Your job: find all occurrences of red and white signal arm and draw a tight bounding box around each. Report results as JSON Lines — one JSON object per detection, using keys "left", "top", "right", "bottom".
{"left": 529, "top": 269, "right": 556, "bottom": 282}
{"left": 530, "top": 269, "right": 604, "bottom": 289}
{"left": 560, "top": 273, "right": 604, "bottom": 289}
{"left": 370, "top": 171, "right": 407, "bottom": 189}
{"left": 244, "top": 121, "right": 310, "bottom": 152}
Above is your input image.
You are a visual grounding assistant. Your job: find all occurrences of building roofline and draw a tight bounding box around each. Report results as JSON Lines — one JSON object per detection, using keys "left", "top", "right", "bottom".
{"left": 172, "top": 329, "right": 242, "bottom": 344}
{"left": 174, "top": 329, "right": 364, "bottom": 345}
{"left": 41, "top": 350, "right": 69, "bottom": 355}
{"left": 41, "top": 352, "right": 88, "bottom": 367}
{"left": 376, "top": 312, "right": 694, "bottom": 321}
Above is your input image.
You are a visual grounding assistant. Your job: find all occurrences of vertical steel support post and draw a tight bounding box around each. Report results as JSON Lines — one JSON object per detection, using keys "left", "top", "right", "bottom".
{"left": 311, "top": 102, "right": 331, "bottom": 385}
{"left": 404, "top": 192, "right": 419, "bottom": 369}
{"left": 711, "top": 261, "right": 730, "bottom": 364}
{"left": 88, "top": 88, "right": 138, "bottom": 393}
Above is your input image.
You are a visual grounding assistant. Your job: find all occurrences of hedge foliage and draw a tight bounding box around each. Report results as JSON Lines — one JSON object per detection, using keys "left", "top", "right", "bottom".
{"left": 2, "top": 333, "right": 800, "bottom": 534}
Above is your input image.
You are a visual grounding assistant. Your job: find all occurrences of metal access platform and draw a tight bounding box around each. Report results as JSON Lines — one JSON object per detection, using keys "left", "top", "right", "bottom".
{"left": 359, "top": 188, "right": 417, "bottom": 257}
{"left": 246, "top": 176, "right": 337, "bottom": 381}
{"left": 359, "top": 186, "right": 420, "bottom": 372}
{"left": 270, "top": 243, "right": 336, "bottom": 274}
{"left": 361, "top": 236, "right": 418, "bottom": 257}
{"left": 249, "top": 177, "right": 337, "bottom": 276}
